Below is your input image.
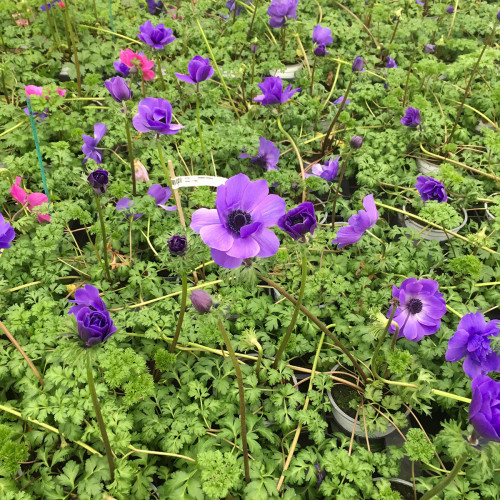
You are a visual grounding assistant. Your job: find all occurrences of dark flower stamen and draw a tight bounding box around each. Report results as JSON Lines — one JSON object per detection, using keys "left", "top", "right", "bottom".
{"left": 408, "top": 298, "right": 423, "bottom": 314}
{"left": 228, "top": 210, "right": 252, "bottom": 234}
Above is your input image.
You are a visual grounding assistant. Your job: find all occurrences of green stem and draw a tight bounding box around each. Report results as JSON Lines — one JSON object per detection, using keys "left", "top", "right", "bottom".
{"left": 123, "top": 106, "right": 137, "bottom": 196}
{"left": 310, "top": 56, "right": 317, "bottom": 95}
{"left": 156, "top": 141, "right": 174, "bottom": 191}
{"left": 246, "top": 0, "right": 259, "bottom": 40}
{"left": 420, "top": 452, "right": 468, "bottom": 500}
{"left": 371, "top": 306, "right": 397, "bottom": 377}
{"left": 92, "top": 0, "right": 99, "bottom": 23}
{"left": 195, "top": 17, "right": 240, "bottom": 120}
{"left": 402, "top": 56, "right": 414, "bottom": 108}
{"left": 217, "top": 318, "right": 250, "bottom": 484}
{"left": 447, "top": 25, "right": 496, "bottom": 144}
{"left": 196, "top": 91, "right": 210, "bottom": 176}
{"left": 322, "top": 78, "right": 353, "bottom": 155}
{"left": 86, "top": 350, "right": 115, "bottom": 481}
{"left": 78, "top": 24, "right": 141, "bottom": 44}
{"left": 272, "top": 254, "right": 308, "bottom": 368}
{"left": 1, "top": 71, "right": 10, "bottom": 104}
{"left": 260, "top": 275, "right": 368, "bottom": 383}
{"left": 107, "top": 0, "right": 115, "bottom": 41}
{"left": 251, "top": 339, "right": 263, "bottom": 378}
{"left": 365, "top": 229, "right": 386, "bottom": 258}
{"left": 169, "top": 273, "right": 187, "bottom": 353}
{"left": 250, "top": 52, "right": 256, "bottom": 101}
{"left": 156, "top": 53, "right": 166, "bottom": 91}
{"left": 43, "top": 0, "right": 57, "bottom": 45}
{"left": 331, "top": 150, "right": 352, "bottom": 229}
{"left": 63, "top": 6, "right": 81, "bottom": 96}
{"left": 94, "top": 196, "right": 111, "bottom": 282}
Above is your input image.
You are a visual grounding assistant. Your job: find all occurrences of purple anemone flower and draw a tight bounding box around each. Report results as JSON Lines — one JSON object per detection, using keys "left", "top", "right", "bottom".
{"left": 0, "top": 213, "right": 15, "bottom": 253}
{"left": 278, "top": 202, "right": 317, "bottom": 241}
{"left": 312, "top": 25, "right": 333, "bottom": 57}
{"left": 253, "top": 76, "right": 300, "bottom": 105}
{"left": 138, "top": 20, "right": 175, "bottom": 50}
{"left": 306, "top": 156, "right": 339, "bottom": 182}
{"left": 114, "top": 60, "right": 130, "bottom": 77}
{"left": 190, "top": 173, "right": 286, "bottom": 269}
{"left": 226, "top": 0, "right": 252, "bottom": 16}
{"left": 424, "top": 44, "right": 435, "bottom": 53}
{"left": 415, "top": 0, "right": 424, "bottom": 5}
{"left": 332, "top": 194, "right": 379, "bottom": 248}
{"left": 415, "top": 176, "right": 447, "bottom": 203}
{"left": 385, "top": 56, "right": 398, "bottom": 68}
{"left": 132, "top": 98, "right": 184, "bottom": 135}
{"left": 147, "top": 184, "right": 177, "bottom": 211}
{"left": 68, "top": 285, "right": 116, "bottom": 347}
{"left": 333, "top": 95, "right": 351, "bottom": 109}
{"left": 168, "top": 235, "right": 188, "bottom": 256}
{"left": 238, "top": 137, "right": 280, "bottom": 171}
{"left": 146, "top": 0, "right": 163, "bottom": 16}
{"left": 175, "top": 56, "right": 214, "bottom": 85}
{"left": 352, "top": 56, "right": 365, "bottom": 72}
{"left": 401, "top": 107, "right": 421, "bottom": 127}
{"left": 267, "top": 0, "right": 298, "bottom": 28}
{"left": 87, "top": 169, "right": 109, "bottom": 196}
{"left": 82, "top": 123, "right": 107, "bottom": 164}
{"left": 388, "top": 278, "right": 446, "bottom": 342}
{"left": 104, "top": 77, "right": 131, "bottom": 103}
{"left": 469, "top": 375, "right": 500, "bottom": 443}
{"left": 446, "top": 6, "right": 454, "bottom": 14}
{"left": 445, "top": 312, "right": 500, "bottom": 378}
{"left": 116, "top": 198, "right": 143, "bottom": 220}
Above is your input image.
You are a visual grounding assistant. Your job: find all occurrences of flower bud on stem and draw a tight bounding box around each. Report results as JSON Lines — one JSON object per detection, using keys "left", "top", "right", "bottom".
{"left": 169, "top": 273, "right": 188, "bottom": 353}
{"left": 123, "top": 102, "right": 137, "bottom": 196}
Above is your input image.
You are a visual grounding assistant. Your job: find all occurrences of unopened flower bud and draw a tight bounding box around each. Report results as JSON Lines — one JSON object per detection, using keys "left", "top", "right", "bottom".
{"left": 190, "top": 289, "right": 213, "bottom": 314}
{"left": 350, "top": 136, "right": 363, "bottom": 149}
{"left": 168, "top": 235, "right": 188, "bottom": 256}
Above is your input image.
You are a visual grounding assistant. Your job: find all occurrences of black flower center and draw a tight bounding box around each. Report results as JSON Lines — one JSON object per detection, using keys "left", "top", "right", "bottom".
{"left": 89, "top": 312, "right": 106, "bottom": 328}
{"left": 289, "top": 214, "right": 305, "bottom": 226}
{"left": 228, "top": 209, "right": 252, "bottom": 234}
{"left": 407, "top": 298, "right": 423, "bottom": 315}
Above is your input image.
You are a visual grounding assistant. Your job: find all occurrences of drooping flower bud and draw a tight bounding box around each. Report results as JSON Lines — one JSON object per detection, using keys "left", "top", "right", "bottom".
{"left": 190, "top": 289, "right": 213, "bottom": 314}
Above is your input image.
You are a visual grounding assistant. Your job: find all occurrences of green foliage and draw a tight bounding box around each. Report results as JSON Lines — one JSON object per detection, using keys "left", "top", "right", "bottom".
{"left": 197, "top": 450, "right": 241, "bottom": 499}
{"left": 404, "top": 428, "right": 435, "bottom": 462}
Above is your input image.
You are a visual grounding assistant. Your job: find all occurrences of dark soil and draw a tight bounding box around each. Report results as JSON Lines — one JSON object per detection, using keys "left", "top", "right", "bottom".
{"left": 331, "top": 384, "right": 361, "bottom": 419}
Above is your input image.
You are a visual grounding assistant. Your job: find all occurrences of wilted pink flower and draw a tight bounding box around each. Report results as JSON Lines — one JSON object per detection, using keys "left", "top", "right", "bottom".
{"left": 134, "top": 159, "right": 149, "bottom": 182}
{"left": 10, "top": 177, "right": 50, "bottom": 223}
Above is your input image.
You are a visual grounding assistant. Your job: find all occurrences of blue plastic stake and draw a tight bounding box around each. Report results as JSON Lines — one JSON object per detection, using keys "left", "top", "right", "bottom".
{"left": 108, "top": 0, "right": 116, "bottom": 41}
{"left": 26, "top": 98, "right": 50, "bottom": 202}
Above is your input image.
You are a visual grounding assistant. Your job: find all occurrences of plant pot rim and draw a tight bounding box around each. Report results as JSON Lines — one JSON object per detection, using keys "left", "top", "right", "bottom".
{"left": 402, "top": 204, "right": 468, "bottom": 233}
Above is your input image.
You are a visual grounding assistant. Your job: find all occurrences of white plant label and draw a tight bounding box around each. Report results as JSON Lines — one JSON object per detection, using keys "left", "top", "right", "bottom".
{"left": 171, "top": 176, "right": 227, "bottom": 190}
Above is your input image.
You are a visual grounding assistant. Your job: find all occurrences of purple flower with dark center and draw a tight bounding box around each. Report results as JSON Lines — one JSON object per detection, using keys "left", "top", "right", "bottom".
{"left": 332, "top": 194, "right": 379, "bottom": 248}
{"left": 253, "top": 76, "right": 300, "bottom": 105}
{"left": 132, "top": 98, "right": 184, "bottom": 135}
{"left": 278, "top": 202, "right": 317, "bottom": 241}
{"left": 267, "top": 0, "right": 298, "bottom": 28}
{"left": 138, "top": 20, "right": 175, "bottom": 50}
{"left": 352, "top": 56, "right": 365, "bottom": 72}
{"left": 238, "top": 137, "right": 280, "bottom": 171}
{"left": 415, "top": 176, "right": 447, "bottom": 203}
{"left": 469, "top": 375, "right": 500, "bottom": 442}
{"left": 147, "top": 184, "right": 177, "bottom": 211}
{"left": 175, "top": 56, "right": 214, "bottom": 85}
{"left": 146, "top": 0, "right": 163, "bottom": 16}
{"left": 385, "top": 56, "right": 398, "bottom": 68}
{"left": 190, "top": 289, "right": 213, "bottom": 314}
{"left": 82, "top": 123, "right": 107, "bottom": 164}
{"left": 114, "top": 60, "right": 131, "bottom": 77}
{"left": 306, "top": 156, "right": 339, "bottom": 182}
{"left": 190, "top": 173, "right": 286, "bottom": 269}
{"left": 116, "top": 198, "right": 143, "bottom": 220}
{"left": 333, "top": 95, "right": 351, "bottom": 109}
{"left": 104, "top": 77, "right": 131, "bottom": 103}
{"left": 312, "top": 25, "right": 333, "bottom": 57}
{"left": 0, "top": 213, "right": 15, "bottom": 253}
{"left": 168, "top": 235, "right": 188, "bottom": 255}
{"left": 446, "top": 6, "right": 454, "bottom": 14}
{"left": 424, "top": 44, "right": 435, "bottom": 53}
{"left": 87, "top": 169, "right": 109, "bottom": 195}
{"left": 445, "top": 312, "right": 500, "bottom": 378}
{"left": 350, "top": 136, "right": 363, "bottom": 149}
{"left": 401, "top": 107, "right": 421, "bottom": 127}
{"left": 387, "top": 278, "right": 446, "bottom": 342}
{"left": 68, "top": 284, "right": 117, "bottom": 347}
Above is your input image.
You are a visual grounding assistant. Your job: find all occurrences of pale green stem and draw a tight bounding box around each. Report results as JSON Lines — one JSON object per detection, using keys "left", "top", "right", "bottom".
{"left": 94, "top": 196, "right": 111, "bottom": 282}
{"left": 421, "top": 452, "right": 468, "bottom": 500}
{"left": 123, "top": 105, "right": 137, "bottom": 196}
{"left": 169, "top": 273, "right": 187, "bottom": 353}
{"left": 331, "top": 150, "right": 352, "bottom": 229}
{"left": 63, "top": 6, "right": 81, "bottom": 96}
{"left": 196, "top": 90, "right": 210, "bottom": 175}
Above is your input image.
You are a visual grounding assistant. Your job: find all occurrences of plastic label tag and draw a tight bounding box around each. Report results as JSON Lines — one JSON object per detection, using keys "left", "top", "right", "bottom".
{"left": 171, "top": 176, "right": 227, "bottom": 190}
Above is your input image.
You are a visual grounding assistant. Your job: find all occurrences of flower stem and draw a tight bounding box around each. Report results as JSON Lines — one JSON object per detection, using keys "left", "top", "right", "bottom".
{"left": 92, "top": 0, "right": 99, "bottom": 23}
{"left": 371, "top": 306, "right": 397, "bottom": 378}
{"left": 310, "top": 56, "right": 317, "bottom": 95}
{"left": 250, "top": 51, "right": 256, "bottom": 101}
{"left": 331, "top": 150, "right": 352, "bottom": 229}
{"left": 260, "top": 275, "right": 368, "bottom": 383}
{"left": 141, "top": 75, "right": 146, "bottom": 99}
{"left": 251, "top": 338, "right": 263, "bottom": 378}
{"left": 94, "top": 195, "right": 111, "bottom": 282}
{"left": 272, "top": 254, "right": 308, "bottom": 368}
{"left": 420, "top": 452, "right": 468, "bottom": 500}
{"left": 365, "top": 229, "right": 386, "bottom": 258}
{"left": 169, "top": 273, "right": 188, "bottom": 353}
{"left": 107, "top": 0, "right": 116, "bottom": 41}
{"left": 196, "top": 91, "right": 210, "bottom": 176}
{"left": 156, "top": 53, "right": 166, "bottom": 91}
{"left": 42, "top": 0, "right": 57, "bottom": 45}
{"left": 322, "top": 78, "right": 353, "bottom": 155}
{"left": 389, "top": 16, "right": 400, "bottom": 44}
{"left": 86, "top": 350, "right": 115, "bottom": 481}
{"left": 246, "top": 0, "right": 259, "bottom": 41}
{"left": 123, "top": 104, "right": 137, "bottom": 197}
{"left": 447, "top": 25, "right": 496, "bottom": 144}
{"left": 217, "top": 318, "right": 250, "bottom": 484}
{"left": 63, "top": 5, "right": 81, "bottom": 97}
